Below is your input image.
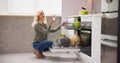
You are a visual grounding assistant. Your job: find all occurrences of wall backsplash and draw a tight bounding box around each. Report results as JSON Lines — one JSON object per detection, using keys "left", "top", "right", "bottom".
{"left": 92, "top": 0, "right": 101, "bottom": 13}
{"left": 0, "top": 16, "right": 61, "bottom": 54}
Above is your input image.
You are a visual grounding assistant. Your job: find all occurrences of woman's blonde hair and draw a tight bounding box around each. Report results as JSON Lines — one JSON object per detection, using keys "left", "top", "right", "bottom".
{"left": 31, "top": 10, "right": 47, "bottom": 27}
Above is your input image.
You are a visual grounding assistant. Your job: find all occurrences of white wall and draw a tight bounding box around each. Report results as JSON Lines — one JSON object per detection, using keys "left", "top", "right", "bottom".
{"left": 36, "top": 0, "right": 62, "bottom": 16}
{"left": 92, "top": 0, "right": 101, "bottom": 13}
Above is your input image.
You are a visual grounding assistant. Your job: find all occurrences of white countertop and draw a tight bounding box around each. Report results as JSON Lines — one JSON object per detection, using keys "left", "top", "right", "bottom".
{"left": 67, "top": 14, "right": 102, "bottom": 18}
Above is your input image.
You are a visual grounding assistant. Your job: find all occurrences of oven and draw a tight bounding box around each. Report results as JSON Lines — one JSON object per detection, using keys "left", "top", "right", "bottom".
{"left": 101, "top": 0, "right": 118, "bottom": 44}
{"left": 101, "top": 13, "right": 118, "bottom": 43}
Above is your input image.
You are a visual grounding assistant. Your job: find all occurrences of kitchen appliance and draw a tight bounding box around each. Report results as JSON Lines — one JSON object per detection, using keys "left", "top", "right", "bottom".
{"left": 81, "top": 31, "right": 91, "bottom": 46}
{"left": 101, "top": 1, "right": 118, "bottom": 63}
{"left": 80, "top": 21, "right": 92, "bottom": 56}
{"left": 101, "top": 0, "right": 118, "bottom": 43}
{"left": 81, "top": 22, "right": 91, "bottom": 46}
{"left": 56, "top": 35, "right": 70, "bottom": 47}
{"left": 101, "top": 14, "right": 118, "bottom": 42}
{"left": 101, "top": 0, "right": 118, "bottom": 12}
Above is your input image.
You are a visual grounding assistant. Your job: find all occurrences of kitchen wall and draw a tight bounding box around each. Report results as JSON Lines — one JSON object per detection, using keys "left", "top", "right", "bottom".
{"left": 61, "top": 0, "right": 101, "bottom": 22}
{"left": 92, "top": 0, "right": 101, "bottom": 13}
{"left": 0, "top": 15, "right": 61, "bottom": 54}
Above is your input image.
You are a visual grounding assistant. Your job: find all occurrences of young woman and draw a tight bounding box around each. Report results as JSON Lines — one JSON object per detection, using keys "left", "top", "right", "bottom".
{"left": 32, "top": 10, "right": 66, "bottom": 58}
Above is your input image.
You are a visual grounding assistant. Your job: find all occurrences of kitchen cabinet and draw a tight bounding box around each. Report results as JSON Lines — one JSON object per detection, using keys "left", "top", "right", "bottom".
{"left": 101, "top": 44, "right": 117, "bottom": 63}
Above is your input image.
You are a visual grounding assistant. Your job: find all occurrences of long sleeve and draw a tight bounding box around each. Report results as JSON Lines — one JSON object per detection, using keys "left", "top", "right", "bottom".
{"left": 34, "top": 23, "right": 52, "bottom": 42}
{"left": 34, "top": 23, "right": 51, "bottom": 35}
{"left": 50, "top": 26, "right": 61, "bottom": 33}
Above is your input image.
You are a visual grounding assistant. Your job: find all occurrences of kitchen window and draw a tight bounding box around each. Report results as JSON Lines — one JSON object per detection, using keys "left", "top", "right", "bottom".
{"left": 0, "top": 0, "right": 62, "bottom": 16}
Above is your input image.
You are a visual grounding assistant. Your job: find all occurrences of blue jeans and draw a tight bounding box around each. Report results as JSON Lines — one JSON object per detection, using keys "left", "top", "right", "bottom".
{"left": 32, "top": 40, "right": 53, "bottom": 51}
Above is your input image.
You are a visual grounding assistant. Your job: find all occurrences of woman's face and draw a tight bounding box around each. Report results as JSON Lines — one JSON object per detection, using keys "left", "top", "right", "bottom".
{"left": 38, "top": 11, "right": 45, "bottom": 22}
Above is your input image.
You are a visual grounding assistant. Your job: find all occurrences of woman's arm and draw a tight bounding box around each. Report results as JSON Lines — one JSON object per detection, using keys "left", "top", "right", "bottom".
{"left": 50, "top": 21, "right": 67, "bottom": 33}
{"left": 50, "top": 26, "right": 61, "bottom": 33}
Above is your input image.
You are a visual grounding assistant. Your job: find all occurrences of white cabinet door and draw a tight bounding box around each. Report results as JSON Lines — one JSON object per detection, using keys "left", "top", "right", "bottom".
{"left": 101, "top": 0, "right": 118, "bottom": 12}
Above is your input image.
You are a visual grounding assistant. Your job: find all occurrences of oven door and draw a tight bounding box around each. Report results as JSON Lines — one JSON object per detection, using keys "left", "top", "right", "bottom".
{"left": 101, "top": 13, "right": 118, "bottom": 41}
{"left": 101, "top": 13, "right": 118, "bottom": 47}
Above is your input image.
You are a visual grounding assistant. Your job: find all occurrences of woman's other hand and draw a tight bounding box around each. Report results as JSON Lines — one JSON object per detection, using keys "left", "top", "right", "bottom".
{"left": 49, "top": 18, "right": 56, "bottom": 25}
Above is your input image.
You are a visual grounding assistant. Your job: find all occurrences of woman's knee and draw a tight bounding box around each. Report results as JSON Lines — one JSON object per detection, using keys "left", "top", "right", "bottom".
{"left": 48, "top": 40, "right": 53, "bottom": 45}
{"left": 42, "top": 40, "right": 53, "bottom": 45}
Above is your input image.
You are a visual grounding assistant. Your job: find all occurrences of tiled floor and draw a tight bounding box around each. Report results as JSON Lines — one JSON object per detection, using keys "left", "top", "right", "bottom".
{"left": 0, "top": 52, "right": 84, "bottom": 63}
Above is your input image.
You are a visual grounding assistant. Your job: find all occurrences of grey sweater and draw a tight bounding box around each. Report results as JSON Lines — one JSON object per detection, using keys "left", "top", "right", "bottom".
{"left": 33, "top": 23, "right": 60, "bottom": 42}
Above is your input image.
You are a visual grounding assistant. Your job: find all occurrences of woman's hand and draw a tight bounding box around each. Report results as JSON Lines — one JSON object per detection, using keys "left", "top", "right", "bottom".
{"left": 49, "top": 18, "right": 56, "bottom": 26}
{"left": 60, "top": 21, "right": 67, "bottom": 26}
